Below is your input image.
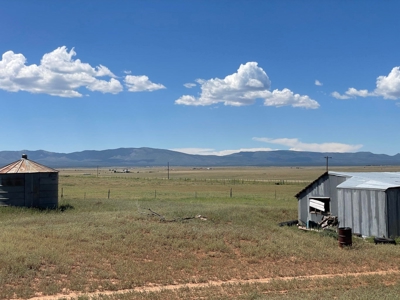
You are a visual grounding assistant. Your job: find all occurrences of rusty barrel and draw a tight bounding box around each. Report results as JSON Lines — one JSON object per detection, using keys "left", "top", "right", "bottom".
{"left": 338, "top": 227, "right": 352, "bottom": 247}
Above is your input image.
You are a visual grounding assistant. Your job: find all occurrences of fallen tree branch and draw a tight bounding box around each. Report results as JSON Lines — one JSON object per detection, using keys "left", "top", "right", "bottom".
{"left": 146, "top": 208, "right": 207, "bottom": 222}
{"left": 148, "top": 208, "right": 165, "bottom": 221}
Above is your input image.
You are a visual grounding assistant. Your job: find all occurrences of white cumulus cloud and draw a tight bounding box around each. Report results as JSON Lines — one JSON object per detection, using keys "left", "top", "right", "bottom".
{"left": 124, "top": 75, "right": 166, "bottom": 92}
{"left": 331, "top": 88, "right": 373, "bottom": 99}
{"left": 332, "top": 67, "right": 400, "bottom": 101}
{"left": 264, "top": 88, "right": 319, "bottom": 108}
{"left": 0, "top": 46, "right": 123, "bottom": 97}
{"left": 253, "top": 137, "right": 363, "bottom": 153}
{"left": 315, "top": 80, "right": 323, "bottom": 86}
{"left": 175, "top": 62, "right": 319, "bottom": 109}
{"left": 331, "top": 91, "right": 350, "bottom": 100}
{"left": 375, "top": 67, "right": 400, "bottom": 99}
{"left": 184, "top": 83, "right": 196, "bottom": 88}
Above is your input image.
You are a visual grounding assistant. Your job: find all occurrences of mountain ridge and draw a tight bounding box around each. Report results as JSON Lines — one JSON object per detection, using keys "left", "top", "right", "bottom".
{"left": 1, "top": 148, "right": 400, "bottom": 168}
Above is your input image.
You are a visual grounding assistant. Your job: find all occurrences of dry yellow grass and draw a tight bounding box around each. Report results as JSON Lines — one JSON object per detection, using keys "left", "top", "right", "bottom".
{"left": 1, "top": 166, "right": 400, "bottom": 299}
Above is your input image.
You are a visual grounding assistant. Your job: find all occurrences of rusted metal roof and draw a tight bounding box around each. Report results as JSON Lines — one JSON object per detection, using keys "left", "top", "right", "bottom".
{"left": 0, "top": 154, "right": 58, "bottom": 174}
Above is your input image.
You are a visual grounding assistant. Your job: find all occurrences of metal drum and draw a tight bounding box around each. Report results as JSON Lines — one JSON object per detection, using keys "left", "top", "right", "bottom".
{"left": 338, "top": 227, "right": 352, "bottom": 247}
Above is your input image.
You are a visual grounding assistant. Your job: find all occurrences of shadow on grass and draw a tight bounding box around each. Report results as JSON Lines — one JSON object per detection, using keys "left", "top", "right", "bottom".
{"left": 58, "top": 203, "right": 75, "bottom": 212}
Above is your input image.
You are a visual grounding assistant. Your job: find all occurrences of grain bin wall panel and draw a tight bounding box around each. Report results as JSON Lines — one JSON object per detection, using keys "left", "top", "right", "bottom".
{"left": 40, "top": 173, "right": 58, "bottom": 183}
{"left": 0, "top": 173, "right": 58, "bottom": 209}
{"left": 40, "top": 173, "right": 58, "bottom": 209}
{"left": 0, "top": 156, "right": 58, "bottom": 209}
{"left": 0, "top": 174, "right": 26, "bottom": 206}
{"left": 0, "top": 186, "right": 25, "bottom": 193}
{"left": 39, "top": 199, "right": 58, "bottom": 209}
{"left": 2, "top": 191, "right": 25, "bottom": 199}
{"left": 25, "top": 174, "right": 41, "bottom": 207}
{"left": 0, "top": 174, "right": 25, "bottom": 186}
{"left": 39, "top": 184, "right": 58, "bottom": 191}
{"left": 38, "top": 190, "right": 58, "bottom": 198}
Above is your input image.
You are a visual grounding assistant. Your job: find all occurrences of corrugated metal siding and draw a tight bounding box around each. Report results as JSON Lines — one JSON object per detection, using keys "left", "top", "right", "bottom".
{"left": 0, "top": 173, "right": 58, "bottom": 209}
{"left": 0, "top": 174, "right": 25, "bottom": 206}
{"left": 25, "top": 173, "right": 40, "bottom": 207}
{"left": 39, "top": 173, "right": 58, "bottom": 208}
{"left": 298, "top": 174, "right": 329, "bottom": 224}
{"left": 338, "top": 188, "right": 387, "bottom": 237}
{"left": 386, "top": 188, "right": 400, "bottom": 238}
{"left": 328, "top": 175, "right": 346, "bottom": 216}
{"left": 297, "top": 174, "right": 346, "bottom": 225}
{"left": 297, "top": 172, "right": 400, "bottom": 237}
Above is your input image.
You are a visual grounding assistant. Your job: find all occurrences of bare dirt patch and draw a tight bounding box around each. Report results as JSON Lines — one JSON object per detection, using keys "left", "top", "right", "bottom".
{"left": 23, "top": 269, "right": 400, "bottom": 300}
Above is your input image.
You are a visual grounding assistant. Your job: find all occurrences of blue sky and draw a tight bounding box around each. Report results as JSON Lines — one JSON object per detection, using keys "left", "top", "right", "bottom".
{"left": 1, "top": 1, "right": 400, "bottom": 155}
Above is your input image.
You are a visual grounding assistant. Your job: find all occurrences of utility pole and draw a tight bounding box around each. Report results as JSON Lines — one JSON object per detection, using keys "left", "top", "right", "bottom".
{"left": 167, "top": 162, "right": 170, "bottom": 180}
{"left": 324, "top": 156, "right": 332, "bottom": 172}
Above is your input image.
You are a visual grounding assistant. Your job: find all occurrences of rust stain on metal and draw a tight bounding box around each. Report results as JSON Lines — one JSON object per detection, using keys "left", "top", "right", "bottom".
{"left": 0, "top": 155, "right": 58, "bottom": 174}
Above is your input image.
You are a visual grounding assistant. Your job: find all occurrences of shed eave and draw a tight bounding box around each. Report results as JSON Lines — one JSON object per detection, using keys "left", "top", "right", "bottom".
{"left": 295, "top": 171, "right": 329, "bottom": 198}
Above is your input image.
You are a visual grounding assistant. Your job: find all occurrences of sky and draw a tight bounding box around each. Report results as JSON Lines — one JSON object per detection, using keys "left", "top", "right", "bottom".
{"left": 1, "top": 1, "right": 400, "bottom": 156}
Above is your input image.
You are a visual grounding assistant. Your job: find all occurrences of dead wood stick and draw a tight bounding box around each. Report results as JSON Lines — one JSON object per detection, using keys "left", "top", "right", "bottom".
{"left": 148, "top": 208, "right": 165, "bottom": 220}
{"left": 147, "top": 208, "right": 207, "bottom": 222}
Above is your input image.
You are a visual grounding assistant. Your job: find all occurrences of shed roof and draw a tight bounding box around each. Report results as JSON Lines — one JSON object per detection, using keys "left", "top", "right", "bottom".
{"left": 330, "top": 171, "right": 400, "bottom": 190}
{"left": 295, "top": 171, "right": 400, "bottom": 198}
{"left": 0, "top": 155, "right": 58, "bottom": 174}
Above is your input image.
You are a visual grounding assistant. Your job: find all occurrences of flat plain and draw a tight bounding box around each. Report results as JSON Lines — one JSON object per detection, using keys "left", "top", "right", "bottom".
{"left": 2, "top": 166, "right": 400, "bottom": 299}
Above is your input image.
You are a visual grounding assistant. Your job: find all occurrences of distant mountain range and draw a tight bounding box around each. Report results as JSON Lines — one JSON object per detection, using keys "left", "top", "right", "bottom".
{"left": 1, "top": 148, "right": 400, "bottom": 168}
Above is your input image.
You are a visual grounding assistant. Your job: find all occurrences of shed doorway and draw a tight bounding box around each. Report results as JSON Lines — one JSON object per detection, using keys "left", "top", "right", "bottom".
{"left": 307, "top": 197, "right": 331, "bottom": 228}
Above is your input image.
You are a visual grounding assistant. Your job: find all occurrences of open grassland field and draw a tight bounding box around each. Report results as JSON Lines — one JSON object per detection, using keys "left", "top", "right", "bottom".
{"left": 1, "top": 166, "right": 400, "bottom": 299}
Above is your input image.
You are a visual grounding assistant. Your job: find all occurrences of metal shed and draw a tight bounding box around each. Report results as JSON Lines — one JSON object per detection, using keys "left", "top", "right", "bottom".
{"left": 296, "top": 171, "right": 400, "bottom": 238}
{"left": 0, "top": 154, "right": 58, "bottom": 209}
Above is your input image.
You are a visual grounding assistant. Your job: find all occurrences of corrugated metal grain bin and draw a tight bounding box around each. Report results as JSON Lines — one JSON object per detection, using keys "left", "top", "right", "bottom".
{"left": 0, "top": 154, "right": 58, "bottom": 209}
